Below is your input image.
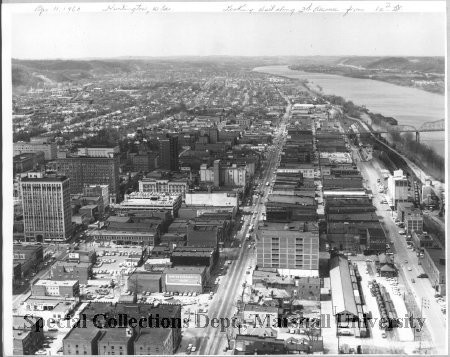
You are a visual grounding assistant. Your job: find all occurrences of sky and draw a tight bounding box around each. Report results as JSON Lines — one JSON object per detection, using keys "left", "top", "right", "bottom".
{"left": 9, "top": 11, "right": 447, "bottom": 59}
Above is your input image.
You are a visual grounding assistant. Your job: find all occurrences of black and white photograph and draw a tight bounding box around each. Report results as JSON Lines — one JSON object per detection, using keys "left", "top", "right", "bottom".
{"left": 2, "top": 1, "right": 448, "bottom": 355}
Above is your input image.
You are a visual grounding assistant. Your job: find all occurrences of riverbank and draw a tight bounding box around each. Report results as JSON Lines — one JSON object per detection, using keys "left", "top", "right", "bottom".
{"left": 254, "top": 65, "right": 444, "bottom": 178}
{"left": 288, "top": 65, "right": 445, "bottom": 96}
{"left": 254, "top": 65, "right": 444, "bottom": 157}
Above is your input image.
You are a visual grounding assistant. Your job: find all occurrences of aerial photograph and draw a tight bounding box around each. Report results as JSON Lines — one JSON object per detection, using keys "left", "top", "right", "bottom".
{"left": 3, "top": 1, "right": 447, "bottom": 356}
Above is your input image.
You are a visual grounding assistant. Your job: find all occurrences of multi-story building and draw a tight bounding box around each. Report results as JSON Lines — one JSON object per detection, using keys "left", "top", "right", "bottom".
{"left": 63, "top": 328, "right": 102, "bottom": 355}
{"left": 404, "top": 208, "right": 423, "bottom": 234}
{"left": 422, "top": 248, "right": 446, "bottom": 296}
{"left": 31, "top": 279, "right": 79, "bottom": 298}
{"left": 199, "top": 159, "right": 248, "bottom": 187}
{"left": 88, "top": 230, "right": 158, "bottom": 247}
{"left": 139, "top": 178, "right": 188, "bottom": 198}
{"left": 13, "top": 316, "right": 45, "bottom": 355}
{"left": 20, "top": 173, "right": 72, "bottom": 242}
{"left": 129, "top": 151, "right": 159, "bottom": 172}
{"left": 13, "top": 244, "right": 44, "bottom": 277}
{"left": 134, "top": 329, "right": 173, "bottom": 355}
{"left": 387, "top": 169, "right": 409, "bottom": 207}
{"left": 83, "top": 184, "right": 110, "bottom": 209}
{"left": 14, "top": 139, "right": 57, "bottom": 160}
{"left": 256, "top": 221, "right": 319, "bottom": 276}
{"left": 50, "top": 147, "right": 120, "bottom": 203}
{"left": 411, "top": 231, "right": 435, "bottom": 251}
{"left": 159, "top": 136, "right": 179, "bottom": 172}
{"left": 112, "top": 192, "right": 182, "bottom": 218}
{"left": 63, "top": 302, "right": 182, "bottom": 355}
{"left": 13, "top": 152, "right": 45, "bottom": 174}
{"left": 51, "top": 261, "right": 92, "bottom": 284}
{"left": 366, "top": 227, "right": 387, "bottom": 253}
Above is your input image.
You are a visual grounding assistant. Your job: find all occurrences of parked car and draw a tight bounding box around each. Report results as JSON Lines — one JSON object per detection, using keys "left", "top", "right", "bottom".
{"left": 338, "top": 329, "right": 353, "bottom": 336}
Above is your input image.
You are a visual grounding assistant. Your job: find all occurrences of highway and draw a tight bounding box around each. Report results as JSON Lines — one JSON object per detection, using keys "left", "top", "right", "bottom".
{"left": 196, "top": 99, "right": 291, "bottom": 355}
{"left": 355, "top": 150, "right": 447, "bottom": 354}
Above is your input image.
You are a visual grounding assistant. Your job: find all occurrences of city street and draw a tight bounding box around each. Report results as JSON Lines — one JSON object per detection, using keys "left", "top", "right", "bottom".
{"left": 193, "top": 99, "right": 291, "bottom": 355}
{"left": 356, "top": 152, "right": 447, "bottom": 354}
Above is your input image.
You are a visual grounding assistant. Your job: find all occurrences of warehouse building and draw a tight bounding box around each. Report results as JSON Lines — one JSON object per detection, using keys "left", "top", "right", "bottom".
{"left": 162, "top": 266, "right": 208, "bottom": 293}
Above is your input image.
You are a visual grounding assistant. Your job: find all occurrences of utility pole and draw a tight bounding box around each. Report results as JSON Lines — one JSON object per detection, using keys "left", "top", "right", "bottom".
{"left": 333, "top": 305, "right": 340, "bottom": 353}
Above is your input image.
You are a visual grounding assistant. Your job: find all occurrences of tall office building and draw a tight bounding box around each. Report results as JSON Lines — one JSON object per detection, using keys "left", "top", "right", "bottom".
{"left": 159, "top": 136, "right": 179, "bottom": 172}
{"left": 20, "top": 172, "right": 72, "bottom": 242}
{"left": 50, "top": 147, "right": 120, "bottom": 203}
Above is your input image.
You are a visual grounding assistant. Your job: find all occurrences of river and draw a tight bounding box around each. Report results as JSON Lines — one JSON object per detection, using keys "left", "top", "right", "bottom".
{"left": 253, "top": 65, "right": 445, "bottom": 157}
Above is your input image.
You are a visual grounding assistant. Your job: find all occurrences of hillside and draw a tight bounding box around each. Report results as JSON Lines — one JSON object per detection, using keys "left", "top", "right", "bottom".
{"left": 11, "top": 59, "right": 141, "bottom": 91}
{"left": 340, "top": 56, "right": 444, "bottom": 74}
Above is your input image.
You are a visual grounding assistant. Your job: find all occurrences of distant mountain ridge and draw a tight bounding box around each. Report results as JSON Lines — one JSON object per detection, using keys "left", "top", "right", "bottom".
{"left": 11, "top": 56, "right": 445, "bottom": 91}
{"left": 340, "top": 56, "right": 444, "bottom": 74}
{"left": 12, "top": 59, "right": 140, "bottom": 89}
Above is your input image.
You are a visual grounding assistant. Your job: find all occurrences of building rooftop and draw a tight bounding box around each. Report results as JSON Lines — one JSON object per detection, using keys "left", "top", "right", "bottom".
{"left": 34, "top": 279, "right": 78, "bottom": 287}
{"left": 329, "top": 256, "right": 358, "bottom": 317}
{"left": 163, "top": 266, "right": 207, "bottom": 274}
{"left": 244, "top": 303, "right": 280, "bottom": 314}
{"left": 21, "top": 175, "right": 68, "bottom": 182}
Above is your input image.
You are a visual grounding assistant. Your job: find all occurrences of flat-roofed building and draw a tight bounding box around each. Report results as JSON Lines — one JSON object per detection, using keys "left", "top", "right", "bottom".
{"left": 171, "top": 246, "right": 218, "bottom": 270}
{"left": 51, "top": 261, "right": 92, "bottom": 284}
{"left": 14, "top": 140, "right": 57, "bottom": 160}
{"left": 20, "top": 173, "right": 72, "bottom": 242}
{"left": 404, "top": 208, "right": 423, "bottom": 234}
{"left": 13, "top": 152, "right": 45, "bottom": 174}
{"left": 422, "top": 248, "right": 446, "bottom": 296}
{"left": 127, "top": 271, "right": 162, "bottom": 293}
{"left": 134, "top": 328, "right": 173, "bottom": 355}
{"left": 50, "top": 148, "right": 120, "bottom": 203}
{"left": 63, "top": 328, "right": 103, "bottom": 355}
{"left": 162, "top": 266, "right": 207, "bottom": 293}
{"left": 83, "top": 184, "right": 110, "bottom": 209}
{"left": 256, "top": 221, "right": 319, "bottom": 276}
{"left": 112, "top": 192, "right": 182, "bottom": 218}
{"left": 187, "top": 224, "right": 219, "bottom": 248}
{"left": 366, "top": 227, "right": 387, "bottom": 253}
{"left": 22, "top": 297, "right": 78, "bottom": 323}
{"left": 97, "top": 328, "right": 135, "bottom": 355}
{"left": 13, "top": 243, "right": 44, "bottom": 277}
{"left": 139, "top": 178, "right": 188, "bottom": 198}
{"left": 88, "top": 230, "right": 158, "bottom": 247}
{"left": 185, "top": 191, "right": 239, "bottom": 210}
{"left": 31, "top": 279, "right": 79, "bottom": 298}
{"left": 13, "top": 315, "right": 45, "bottom": 355}
{"left": 388, "top": 169, "right": 409, "bottom": 207}
{"left": 62, "top": 302, "right": 182, "bottom": 355}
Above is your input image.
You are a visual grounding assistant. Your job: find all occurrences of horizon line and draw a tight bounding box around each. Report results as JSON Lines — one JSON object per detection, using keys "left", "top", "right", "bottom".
{"left": 11, "top": 54, "right": 446, "bottom": 61}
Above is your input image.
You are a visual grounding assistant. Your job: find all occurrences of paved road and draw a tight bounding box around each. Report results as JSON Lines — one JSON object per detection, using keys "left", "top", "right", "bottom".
{"left": 196, "top": 97, "right": 291, "bottom": 355}
{"left": 356, "top": 153, "right": 447, "bottom": 354}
